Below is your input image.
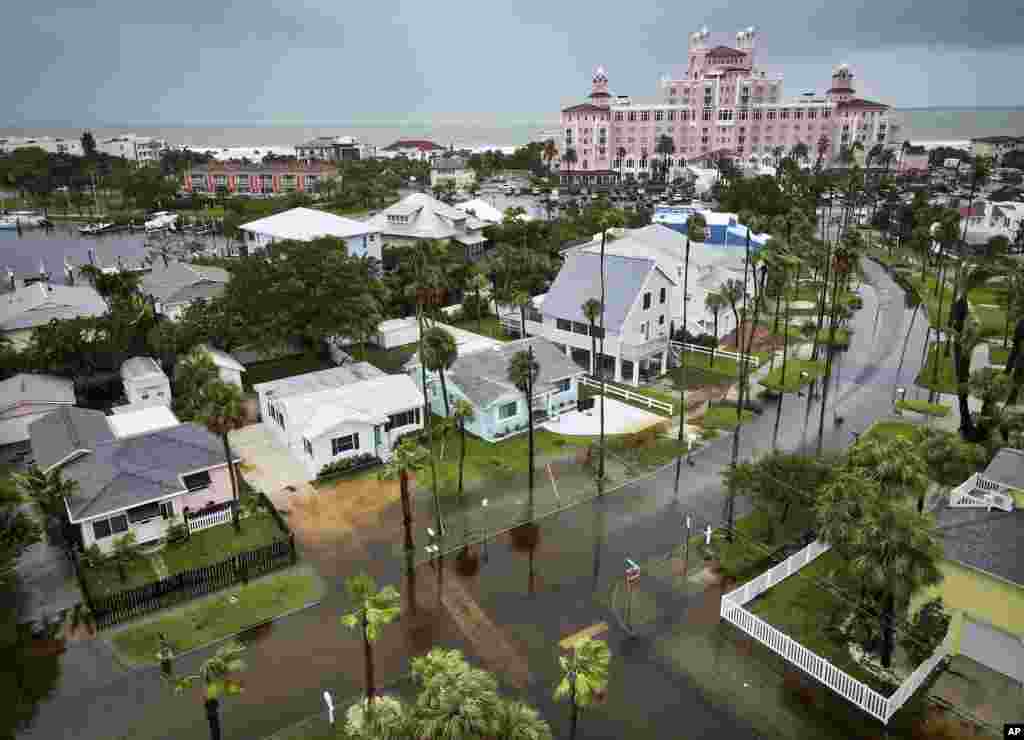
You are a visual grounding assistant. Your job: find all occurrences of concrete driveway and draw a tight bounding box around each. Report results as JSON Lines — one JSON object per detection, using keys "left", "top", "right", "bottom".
{"left": 543, "top": 398, "right": 668, "bottom": 436}
{"left": 229, "top": 423, "right": 314, "bottom": 509}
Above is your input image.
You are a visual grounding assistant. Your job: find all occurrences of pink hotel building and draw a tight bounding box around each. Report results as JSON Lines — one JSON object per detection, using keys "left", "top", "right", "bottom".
{"left": 558, "top": 27, "right": 893, "bottom": 185}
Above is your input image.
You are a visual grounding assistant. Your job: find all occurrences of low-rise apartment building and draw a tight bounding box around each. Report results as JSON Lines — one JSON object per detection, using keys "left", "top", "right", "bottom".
{"left": 182, "top": 161, "right": 338, "bottom": 196}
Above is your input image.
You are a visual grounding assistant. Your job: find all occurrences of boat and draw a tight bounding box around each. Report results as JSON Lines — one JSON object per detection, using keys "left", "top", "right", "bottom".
{"left": 144, "top": 211, "right": 178, "bottom": 233}
{"left": 0, "top": 218, "right": 17, "bottom": 230}
{"left": 5, "top": 211, "right": 47, "bottom": 227}
{"left": 79, "top": 222, "right": 114, "bottom": 235}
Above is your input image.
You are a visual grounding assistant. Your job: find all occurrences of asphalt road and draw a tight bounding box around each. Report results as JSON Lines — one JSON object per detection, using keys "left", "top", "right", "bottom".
{"left": 15, "top": 257, "right": 929, "bottom": 740}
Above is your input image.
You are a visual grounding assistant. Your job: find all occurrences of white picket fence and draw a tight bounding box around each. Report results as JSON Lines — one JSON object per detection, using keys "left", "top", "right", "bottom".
{"left": 670, "top": 341, "right": 760, "bottom": 369}
{"left": 948, "top": 473, "right": 1016, "bottom": 512}
{"left": 186, "top": 506, "right": 232, "bottom": 534}
{"left": 579, "top": 376, "right": 673, "bottom": 416}
{"left": 719, "top": 539, "right": 952, "bottom": 725}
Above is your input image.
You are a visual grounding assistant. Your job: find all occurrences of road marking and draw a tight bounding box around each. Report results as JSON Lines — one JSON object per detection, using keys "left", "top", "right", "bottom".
{"left": 546, "top": 463, "right": 560, "bottom": 500}
{"left": 559, "top": 622, "right": 609, "bottom": 649}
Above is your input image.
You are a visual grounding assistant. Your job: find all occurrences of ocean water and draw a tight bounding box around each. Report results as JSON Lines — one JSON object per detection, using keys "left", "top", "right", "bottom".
{"left": 2, "top": 108, "right": 1021, "bottom": 151}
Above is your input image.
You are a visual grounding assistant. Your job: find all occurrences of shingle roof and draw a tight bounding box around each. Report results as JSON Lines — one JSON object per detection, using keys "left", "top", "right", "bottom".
{"left": 936, "top": 507, "right": 1024, "bottom": 587}
{"left": 253, "top": 362, "right": 386, "bottom": 399}
{"left": 981, "top": 448, "right": 1024, "bottom": 489}
{"left": 139, "top": 261, "right": 229, "bottom": 304}
{"left": 365, "top": 193, "right": 478, "bottom": 241}
{"left": 562, "top": 103, "right": 609, "bottom": 114}
{"left": 541, "top": 252, "right": 667, "bottom": 333}
{"left": 0, "top": 283, "right": 106, "bottom": 332}
{"left": 28, "top": 406, "right": 115, "bottom": 472}
{"left": 446, "top": 337, "right": 584, "bottom": 409}
{"left": 0, "top": 373, "right": 74, "bottom": 411}
{"left": 61, "top": 423, "right": 231, "bottom": 521}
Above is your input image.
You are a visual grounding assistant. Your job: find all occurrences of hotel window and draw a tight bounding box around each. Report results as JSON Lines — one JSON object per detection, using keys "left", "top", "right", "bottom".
{"left": 702, "top": 109, "right": 712, "bottom": 121}
{"left": 303, "top": 438, "right": 313, "bottom": 457}
{"left": 753, "top": 110, "right": 763, "bottom": 121}
{"left": 655, "top": 111, "right": 663, "bottom": 121}
{"left": 626, "top": 159, "right": 635, "bottom": 168}
{"left": 823, "top": 109, "right": 831, "bottom": 119}
{"left": 807, "top": 109, "right": 817, "bottom": 120}
{"left": 659, "top": 314, "right": 666, "bottom": 326}
{"left": 498, "top": 401, "right": 517, "bottom": 420}
{"left": 767, "top": 110, "right": 777, "bottom": 121}
{"left": 639, "top": 159, "right": 648, "bottom": 169}
{"left": 718, "top": 109, "right": 733, "bottom": 121}
{"left": 236, "top": 178, "right": 250, "bottom": 193}
{"left": 615, "top": 112, "right": 623, "bottom": 121}
{"left": 183, "top": 471, "right": 212, "bottom": 491}
{"left": 331, "top": 433, "right": 359, "bottom": 456}
{"left": 667, "top": 110, "right": 675, "bottom": 121}
{"left": 643, "top": 292, "right": 652, "bottom": 310}
{"left": 556, "top": 318, "right": 571, "bottom": 331}
{"left": 701, "top": 135, "right": 709, "bottom": 145}
{"left": 659, "top": 287, "right": 666, "bottom": 304}
{"left": 738, "top": 109, "right": 749, "bottom": 121}
{"left": 669, "top": 87, "right": 676, "bottom": 96}
{"left": 627, "top": 111, "right": 636, "bottom": 122}
{"left": 640, "top": 111, "right": 650, "bottom": 121}
{"left": 794, "top": 110, "right": 804, "bottom": 120}
{"left": 780, "top": 110, "right": 790, "bottom": 120}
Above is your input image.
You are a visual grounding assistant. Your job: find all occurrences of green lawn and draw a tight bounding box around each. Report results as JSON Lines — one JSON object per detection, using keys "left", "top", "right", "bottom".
{"left": 359, "top": 343, "right": 418, "bottom": 374}
{"left": 676, "top": 349, "right": 742, "bottom": 376}
{"left": 914, "top": 342, "right": 959, "bottom": 395}
{"left": 758, "top": 358, "right": 826, "bottom": 394}
{"left": 989, "top": 345, "right": 1010, "bottom": 365}
{"left": 449, "top": 316, "right": 509, "bottom": 342}
{"left": 748, "top": 549, "right": 890, "bottom": 694}
{"left": 82, "top": 557, "right": 160, "bottom": 600}
{"left": 109, "top": 567, "right": 323, "bottom": 667}
{"left": 895, "top": 399, "right": 950, "bottom": 417}
{"left": 160, "top": 513, "right": 286, "bottom": 575}
{"left": 698, "top": 405, "right": 754, "bottom": 431}
{"left": 863, "top": 420, "right": 919, "bottom": 442}
{"left": 243, "top": 353, "right": 336, "bottom": 390}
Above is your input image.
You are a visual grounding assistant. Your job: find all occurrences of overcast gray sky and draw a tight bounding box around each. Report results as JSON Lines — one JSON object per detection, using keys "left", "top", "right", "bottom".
{"left": 7, "top": 0, "right": 1020, "bottom": 126}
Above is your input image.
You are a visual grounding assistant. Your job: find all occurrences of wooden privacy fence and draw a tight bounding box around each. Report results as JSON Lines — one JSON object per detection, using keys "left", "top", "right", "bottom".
{"left": 719, "top": 539, "right": 952, "bottom": 725}
{"left": 90, "top": 535, "right": 296, "bottom": 630}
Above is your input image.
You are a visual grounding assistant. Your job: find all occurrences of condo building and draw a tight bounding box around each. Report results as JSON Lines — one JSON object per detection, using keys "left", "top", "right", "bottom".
{"left": 557, "top": 27, "right": 894, "bottom": 185}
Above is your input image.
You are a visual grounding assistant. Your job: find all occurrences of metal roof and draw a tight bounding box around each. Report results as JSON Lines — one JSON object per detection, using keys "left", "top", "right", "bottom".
{"left": 140, "top": 261, "right": 229, "bottom": 304}
{"left": 982, "top": 448, "right": 1024, "bottom": 490}
{"left": 0, "top": 373, "right": 74, "bottom": 410}
{"left": 0, "top": 283, "right": 106, "bottom": 332}
{"left": 239, "top": 207, "right": 377, "bottom": 241}
{"left": 284, "top": 374, "right": 424, "bottom": 440}
{"left": 121, "top": 357, "right": 166, "bottom": 381}
{"left": 253, "top": 362, "right": 386, "bottom": 399}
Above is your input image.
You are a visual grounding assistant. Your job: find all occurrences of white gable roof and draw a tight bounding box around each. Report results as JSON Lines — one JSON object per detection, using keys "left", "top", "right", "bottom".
{"left": 107, "top": 406, "right": 181, "bottom": 438}
{"left": 281, "top": 374, "right": 423, "bottom": 441}
{"left": 239, "top": 207, "right": 378, "bottom": 241}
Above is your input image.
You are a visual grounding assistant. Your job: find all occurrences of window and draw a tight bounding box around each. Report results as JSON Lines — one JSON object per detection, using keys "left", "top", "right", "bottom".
{"left": 640, "top": 111, "right": 650, "bottom": 121}
{"left": 160, "top": 501, "right": 174, "bottom": 519}
{"left": 556, "top": 318, "right": 571, "bottom": 331}
{"left": 128, "top": 502, "right": 161, "bottom": 524}
{"left": 642, "top": 292, "right": 652, "bottom": 310}
{"left": 303, "top": 438, "right": 313, "bottom": 456}
{"left": 753, "top": 110, "right": 763, "bottom": 121}
{"left": 387, "top": 408, "right": 422, "bottom": 431}
{"left": 183, "top": 470, "right": 212, "bottom": 491}
{"left": 527, "top": 307, "right": 542, "bottom": 323}
{"left": 823, "top": 109, "right": 831, "bottom": 119}
{"left": 659, "top": 287, "right": 666, "bottom": 304}
{"left": 807, "top": 109, "right": 817, "bottom": 120}
{"left": 767, "top": 110, "right": 777, "bottom": 121}
{"left": 614, "top": 112, "right": 623, "bottom": 121}
{"left": 499, "top": 401, "right": 518, "bottom": 420}
{"left": 554, "top": 378, "right": 571, "bottom": 394}
{"left": 702, "top": 109, "right": 712, "bottom": 121}
{"left": 718, "top": 109, "right": 733, "bottom": 121}
{"left": 659, "top": 314, "right": 666, "bottom": 325}
{"left": 654, "top": 111, "right": 663, "bottom": 121}
{"left": 92, "top": 514, "right": 128, "bottom": 541}
{"left": 591, "top": 326, "right": 605, "bottom": 340}
{"left": 331, "top": 433, "right": 359, "bottom": 456}
{"left": 667, "top": 110, "right": 675, "bottom": 121}
{"left": 780, "top": 110, "right": 790, "bottom": 120}
{"left": 572, "top": 321, "right": 589, "bottom": 335}
{"left": 627, "top": 111, "right": 636, "bottom": 122}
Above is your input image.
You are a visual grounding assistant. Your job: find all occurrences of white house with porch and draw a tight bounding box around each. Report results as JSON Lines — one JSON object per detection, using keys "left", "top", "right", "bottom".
{"left": 507, "top": 251, "right": 677, "bottom": 386}
{"left": 27, "top": 406, "right": 239, "bottom": 553}
{"left": 120, "top": 357, "right": 171, "bottom": 408}
{"left": 949, "top": 447, "right": 1021, "bottom": 512}
{"left": 253, "top": 363, "right": 424, "bottom": 479}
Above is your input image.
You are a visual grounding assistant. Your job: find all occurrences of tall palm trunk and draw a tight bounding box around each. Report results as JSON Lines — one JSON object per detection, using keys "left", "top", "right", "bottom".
{"left": 416, "top": 308, "right": 443, "bottom": 540}
{"left": 400, "top": 472, "right": 414, "bottom": 552}
{"left": 362, "top": 614, "right": 376, "bottom": 705}
{"left": 725, "top": 231, "right": 753, "bottom": 541}
{"left": 222, "top": 433, "right": 240, "bottom": 532}
{"left": 598, "top": 229, "right": 608, "bottom": 493}
{"left": 569, "top": 679, "right": 580, "bottom": 740}
{"left": 811, "top": 235, "right": 835, "bottom": 362}
{"left": 674, "top": 237, "right": 692, "bottom": 495}
{"left": 204, "top": 698, "right": 222, "bottom": 740}
{"left": 589, "top": 321, "right": 597, "bottom": 376}
{"left": 816, "top": 267, "right": 845, "bottom": 454}
{"left": 438, "top": 369, "right": 451, "bottom": 417}
{"left": 458, "top": 419, "right": 466, "bottom": 495}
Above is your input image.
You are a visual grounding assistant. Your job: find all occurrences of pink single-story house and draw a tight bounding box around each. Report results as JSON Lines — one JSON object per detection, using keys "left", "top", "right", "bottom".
{"left": 28, "top": 405, "right": 240, "bottom": 553}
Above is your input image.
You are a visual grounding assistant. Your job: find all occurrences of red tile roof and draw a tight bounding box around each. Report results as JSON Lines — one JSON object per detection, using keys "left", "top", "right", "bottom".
{"left": 706, "top": 45, "right": 745, "bottom": 58}
{"left": 562, "top": 103, "right": 610, "bottom": 113}
{"left": 835, "top": 98, "right": 889, "bottom": 111}
{"left": 382, "top": 139, "right": 445, "bottom": 152}
{"left": 959, "top": 206, "right": 983, "bottom": 218}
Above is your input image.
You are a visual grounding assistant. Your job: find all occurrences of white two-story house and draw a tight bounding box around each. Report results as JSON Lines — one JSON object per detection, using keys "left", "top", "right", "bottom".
{"left": 521, "top": 251, "right": 677, "bottom": 385}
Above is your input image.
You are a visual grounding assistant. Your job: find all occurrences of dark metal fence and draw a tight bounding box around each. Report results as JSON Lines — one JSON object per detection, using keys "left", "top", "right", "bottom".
{"left": 88, "top": 535, "right": 296, "bottom": 630}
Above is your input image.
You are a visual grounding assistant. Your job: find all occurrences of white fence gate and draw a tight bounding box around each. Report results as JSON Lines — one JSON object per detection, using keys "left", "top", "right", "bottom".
{"left": 719, "top": 539, "right": 952, "bottom": 725}
{"left": 578, "top": 376, "right": 673, "bottom": 416}
{"left": 187, "top": 506, "right": 233, "bottom": 534}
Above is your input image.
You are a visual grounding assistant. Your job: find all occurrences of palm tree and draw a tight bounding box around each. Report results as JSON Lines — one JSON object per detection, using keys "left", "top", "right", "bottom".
{"left": 422, "top": 326, "right": 458, "bottom": 417}
{"left": 507, "top": 347, "right": 540, "bottom": 521}
{"left": 542, "top": 139, "right": 558, "bottom": 174}
{"left": 468, "top": 272, "right": 491, "bottom": 334}
{"left": 615, "top": 146, "right": 627, "bottom": 185}
{"left": 704, "top": 293, "right": 725, "bottom": 369}
{"left": 674, "top": 212, "right": 707, "bottom": 493}
{"left": 791, "top": 142, "right": 810, "bottom": 165}
{"left": 193, "top": 380, "right": 246, "bottom": 532}
{"left": 174, "top": 640, "right": 247, "bottom": 740}
{"left": 562, "top": 148, "right": 578, "bottom": 184}
{"left": 846, "top": 436, "right": 931, "bottom": 512}
{"left": 379, "top": 437, "right": 429, "bottom": 554}
{"left": 815, "top": 135, "right": 831, "bottom": 170}
{"left": 720, "top": 279, "right": 745, "bottom": 349}
{"left": 13, "top": 466, "right": 77, "bottom": 529}
{"left": 495, "top": 699, "right": 553, "bottom": 740}
{"left": 452, "top": 400, "right": 475, "bottom": 497}
{"left": 341, "top": 573, "right": 401, "bottom": 709}
{"left": 554, "top": 638, "right": 610, "bottom": 740}
{"left": 410, "top": 648, "right": 502, "bottom": 739}
{"left": 511, "top": 289, "right": 532, "bottom": 340}
{"left": 595, "top": 209, "right": 625, "bottom": 492}
{"left": 109, "top": 532, "right": 142, "bottom": 583}
{"left": 655, "top": 134, "right": 676, "bottom": 183}
{"left": 581, "top": 298, "right": 602, "bottom": 376}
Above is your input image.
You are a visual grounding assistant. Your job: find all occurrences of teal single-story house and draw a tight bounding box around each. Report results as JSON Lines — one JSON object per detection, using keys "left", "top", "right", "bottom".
{"left": 407, "top": 336, "right": 585, "bottom": 442}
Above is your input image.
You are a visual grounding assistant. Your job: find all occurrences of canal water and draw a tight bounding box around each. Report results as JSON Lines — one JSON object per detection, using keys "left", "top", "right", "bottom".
{"left": 0, "top": 223, "right": 226, "bottom": 286}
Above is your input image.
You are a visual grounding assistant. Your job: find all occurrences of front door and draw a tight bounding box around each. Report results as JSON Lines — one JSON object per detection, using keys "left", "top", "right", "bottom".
{"left": 374, "top": 425, "right": 383, "bottom": 456}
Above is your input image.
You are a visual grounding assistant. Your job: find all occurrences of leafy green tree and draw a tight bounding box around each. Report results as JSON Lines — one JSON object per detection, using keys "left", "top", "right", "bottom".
{"left": 80, "top": 131, "right": 97, "bottom": 158}
{"left": 507, "top": 348, "right": 540, "bottom": 520}
{"left": 903, "top": 598, "right": 951, "bottom": 665}
{"left": 674, "top": 212, "right": 707, "bottom": 490}
{"left": 554, "top": 638, "right": 610, "bottom": 740}
{"left": 173, "top": 640, "right": 247, "bottom": 740}
{"left": 0, "top": 474, "right": 42, "bottom": 585}
{"left": 913, "top": 426, "right": 987, "bottom": 487}
{"left": 542, "top": 139, "right": 559, "bottom": 174}
{"left": 191, "top": 380, "right": 246, "bottom": 532}
{"left": 341, "top": 573, "right": 401, "bottom": 709}
{"left": 172, "top": 349, "right": 220, "bottom": 421}
{"left": 423, "top": 326, "right": 458, "bottom": 416}
{"left": 495, "top": 700, "right": 553, "bottom": 740}
{"left": 723, "top": 452, "right": 834, "bottom": 530}
{"left": 13, "top": 466, "right": 77, "bottom": 528}
{"left": 468, "top": 271, "right": 491, "bottom": 334}
{"left": 379, "top": 437, "right": 430, "bottom": 555}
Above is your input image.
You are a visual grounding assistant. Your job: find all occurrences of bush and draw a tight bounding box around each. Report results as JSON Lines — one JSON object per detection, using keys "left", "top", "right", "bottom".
{"left": 461, "top": 293, "right": 491, "bottom": 320}
{"left": 318, "top": 453, "right": 379, "bottom": 479}
{"left": 164, "top": 522, "right": 188, "bottom": 546}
